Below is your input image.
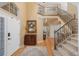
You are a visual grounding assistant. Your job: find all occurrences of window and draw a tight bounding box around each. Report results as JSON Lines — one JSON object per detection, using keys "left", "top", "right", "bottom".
{"left": 1, "top": 3, "right": 18, "bottom": 16}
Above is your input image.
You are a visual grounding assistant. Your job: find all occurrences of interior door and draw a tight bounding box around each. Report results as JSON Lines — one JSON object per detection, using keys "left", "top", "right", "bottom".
{"left": 7, "top": 16, "right": 14, "bottom": 55}
{"left": 7, "top": 16, "right": 20, "bottom": 56}
{"left": 0, "top": 10, "right": 20, "bottom": 56}
{"left": 11, "top": 17, "right": 20, "bottom": 51}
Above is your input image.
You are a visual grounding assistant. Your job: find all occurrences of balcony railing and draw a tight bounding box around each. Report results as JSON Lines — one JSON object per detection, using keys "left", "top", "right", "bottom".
{"left": 37, "top": 5, "right": 58, "bottom": 16}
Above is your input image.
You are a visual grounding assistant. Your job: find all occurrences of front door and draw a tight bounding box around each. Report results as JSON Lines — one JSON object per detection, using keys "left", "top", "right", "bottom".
{"left": 7, "top": 17, "right": 15, "bottom": 55}
{"left": 7, "top": 16, "right": 20, "bottom": 56}
{"left": 0, "top": 10, "right": 20, "bottom": 56}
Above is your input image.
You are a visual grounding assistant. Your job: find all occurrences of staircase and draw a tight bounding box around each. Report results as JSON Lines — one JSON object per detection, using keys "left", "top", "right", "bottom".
{"left": 71, "top": 20, "right": 78, "bottom": 34}
{"left": 37, "top": 4, "right": 78, "bottom": 56}
{"left": 54, "top": 8, "right": 78, "bottom": 56}
{"left": 54, "top": 34, "right": 78, "bottom": 56}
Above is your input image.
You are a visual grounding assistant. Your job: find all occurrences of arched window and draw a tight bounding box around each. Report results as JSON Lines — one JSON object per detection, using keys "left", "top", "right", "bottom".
{"left": 1, "top": 2, "right": 18, "bottom": 16}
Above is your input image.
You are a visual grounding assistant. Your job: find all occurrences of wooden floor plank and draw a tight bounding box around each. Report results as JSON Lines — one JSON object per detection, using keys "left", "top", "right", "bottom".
{"left": 12, "top": 38, "right": 54, "bottom": 56}
{"left": 11, "top": 46, "right": 26, "bottom": 56}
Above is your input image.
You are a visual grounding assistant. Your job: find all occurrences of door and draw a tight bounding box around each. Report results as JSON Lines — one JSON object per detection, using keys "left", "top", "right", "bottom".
{"left": 11, "top": 17, "right": 20, "bottom": 52}
{"left": 0, "top": 10, "right": 20, "bottom": 56}
{"left": 7, "top": 16, "right": 14, "bottom": 55}
{"left": 7, "top": 16, "right": 20, "bottom": 56}
{"left": 0, "top": 12, "right": 7, "bottom": 56}
{"left": 0, "top": 17, "right": 5, "bottom": 56}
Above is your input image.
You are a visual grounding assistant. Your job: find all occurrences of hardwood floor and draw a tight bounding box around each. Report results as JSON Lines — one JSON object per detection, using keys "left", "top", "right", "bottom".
{"left": 11, "top": 46, "right": 27, "bottom": 56}
{"left": 45, "top": 38, "right": 54, "bottom": 56}
{"left": 12, "top": 40, "right": 46, "bottom": 56}
{"left": 37, "top": 40, "right": 46, "bottom": 46}
{"left": 11, "top": 38, "right": 54, "bottom": 56}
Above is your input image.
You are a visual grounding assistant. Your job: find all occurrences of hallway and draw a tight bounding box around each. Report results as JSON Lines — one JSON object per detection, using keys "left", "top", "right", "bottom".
{"left": 0, "top": 2, "right": 78, "bottom": 56}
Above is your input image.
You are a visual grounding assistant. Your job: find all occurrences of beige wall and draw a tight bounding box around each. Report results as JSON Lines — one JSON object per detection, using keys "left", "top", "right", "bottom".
{"left": 26, "top": 3, "right": 43, "bottom": 43}
{"left": 15, "top": 3, "right": 27, "bottom": 47}
{"left": 26, "top": 3, "right": 37, "bottom": 20}
{"left": 15, "top": 2, "right": 44, "bottom": 45}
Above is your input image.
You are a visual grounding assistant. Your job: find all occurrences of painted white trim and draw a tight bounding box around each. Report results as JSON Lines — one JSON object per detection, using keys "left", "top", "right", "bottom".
{"left": 4, "top": 15, "right": 8, "bottom": 56}
{"left": 0, "top": 9, "right": 21, "bottom": 56}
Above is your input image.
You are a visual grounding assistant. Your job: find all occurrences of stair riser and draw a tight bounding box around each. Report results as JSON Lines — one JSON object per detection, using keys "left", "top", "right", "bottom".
{"left": 72, "top": 30, "right": 78, "bottom": 32}
{"left": 73, "top": 30, "right": 78, "bottom": 31}
{"left": 67, "top": 38, "right": 77, "bottom": 43}
{"left": 72, "top": 28, "right": 78, "bottom": 29}
{"left": 72, "top": 26, "right": 78, "bottom": 27}
{"left": 67, "top": 42, "right": 78, "bottom": 51}
{"left": 58, "top": 42, "right": 78, "bottom": 56}
{"left": 72, "top": 39, "right": 77, "bottom": 43}
{"left": 72, "top": 31, "right": 78, "bottom": 32}
{"left": 62, "top": 45, "right": 77, "bottom": 56}
{"left": 72, "top": 26, "right": 78, "bottom": 28}
{"left": 57, "top": 47, "right": 69, "bottom": 56}
{"left": 71, "top": 22, "right": 77, "bottom": 23}
{"left": 72, "top": 31, "right": 78, "bottom": 33}
{"left": 72, "top": 29, "right": 78, "bottom": 30}
{"left": 71, "top": 23, "right": 77, "bottom": 25}
{"left": 71, "top": 35, "right": 78, "bottom": 37}
{"left": 71, "top": 34, "right": 78, "bottom": 37}
{"left": 62, "top": 46, "right": 72, "bottom": 56}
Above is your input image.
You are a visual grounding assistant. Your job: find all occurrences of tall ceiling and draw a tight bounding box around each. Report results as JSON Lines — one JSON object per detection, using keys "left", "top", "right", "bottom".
{"left": 37, "top": 2, "right": 61, "bottom": 7}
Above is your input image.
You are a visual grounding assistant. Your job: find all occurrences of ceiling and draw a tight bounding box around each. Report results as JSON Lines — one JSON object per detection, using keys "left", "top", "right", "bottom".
{"left": 37, "top": 2, "right": 61, "bottom": 7}
{"left": 44, "top": 18, "right": 61, "bottom": 26}
{"left": 0, "top": 2, "right": 60, "bottom": 8}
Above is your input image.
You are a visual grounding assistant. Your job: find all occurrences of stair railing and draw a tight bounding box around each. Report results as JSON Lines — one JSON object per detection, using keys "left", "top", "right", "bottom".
{"left": 54, "top": 7, "right": 75, "bottom": 49}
